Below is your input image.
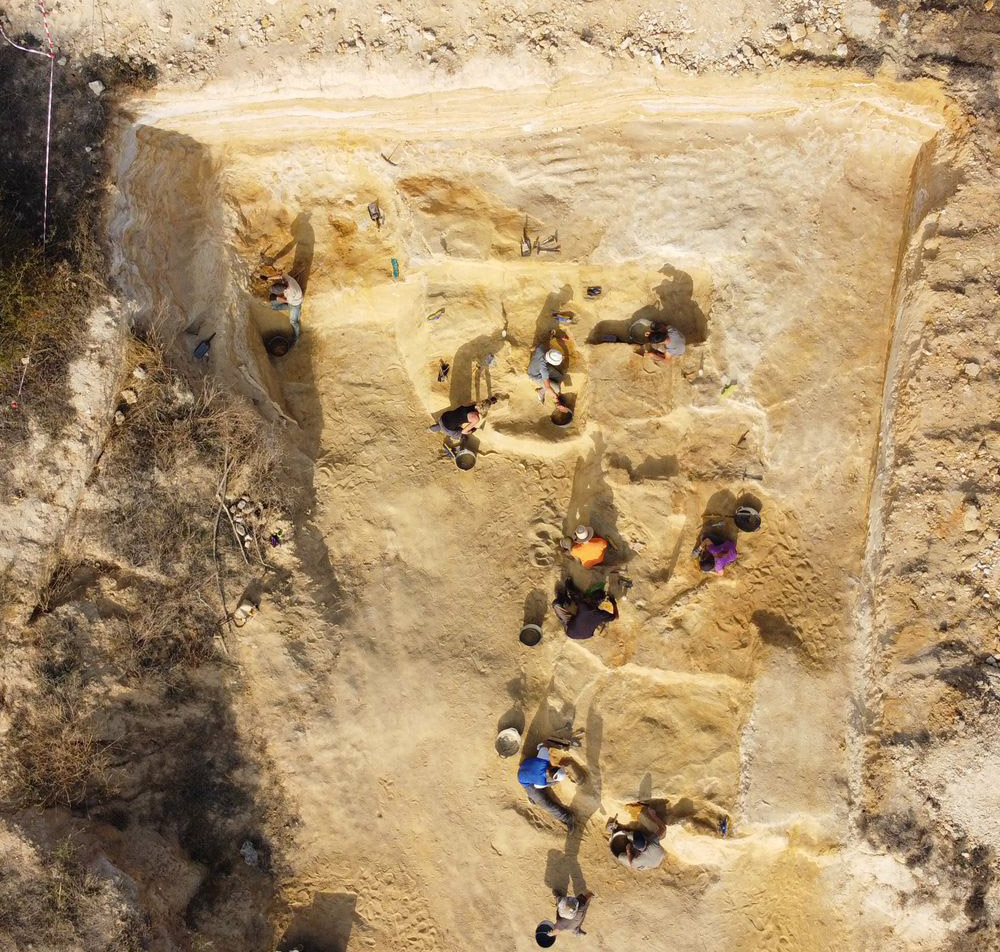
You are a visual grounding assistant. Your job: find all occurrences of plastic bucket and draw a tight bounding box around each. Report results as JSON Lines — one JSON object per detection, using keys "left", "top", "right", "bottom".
{"left": 519, "top": 623, "right": 543, "bottom": 647}
{"left": 265, "top": 332, "right": 292, "bottom": 357}
{"left": 550, "top": 406, "right": 574, "bottom": 428}
{"left": 535, "top": 922, "right": 557, "bottom": 948}
{"left": 455, "top": 447, "right": 477, "bottom": 471}
{"left": 495, "top": 727, "right": 522, "bottom": 758}
{"left": 734, "top": 506, "right": 761, "bottom": 532}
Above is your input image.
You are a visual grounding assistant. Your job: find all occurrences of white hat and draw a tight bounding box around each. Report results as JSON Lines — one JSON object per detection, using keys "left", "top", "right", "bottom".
{"left": 545, "top": 349, "right": 564, "bottom": 366}
{"left": 573, "top": 525, "right": 594, "bottom": 543}
{"left": 552, "top": 766, "right": 568, "bottom": 783}
{"left": 556, "top": 896, "right": 579, "bottom": 919}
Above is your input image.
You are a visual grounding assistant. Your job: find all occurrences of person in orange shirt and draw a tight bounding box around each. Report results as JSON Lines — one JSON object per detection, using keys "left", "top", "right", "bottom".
{"left": 565, "top": 525, "right": 609, "bottom": 568}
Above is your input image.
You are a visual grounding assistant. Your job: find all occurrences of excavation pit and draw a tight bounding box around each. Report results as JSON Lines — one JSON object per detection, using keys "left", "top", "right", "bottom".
{"left": 111, "top": 73, "right": 950, "bottom": 951}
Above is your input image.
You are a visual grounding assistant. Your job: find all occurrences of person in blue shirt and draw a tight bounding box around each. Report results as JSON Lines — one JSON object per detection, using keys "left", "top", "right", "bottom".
{"left": 518, "top": 744, "right": 574, "bottom": 830}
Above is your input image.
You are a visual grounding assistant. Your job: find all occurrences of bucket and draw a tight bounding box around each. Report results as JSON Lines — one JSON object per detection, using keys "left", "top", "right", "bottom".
{"left": 550, "top": 406, "right": 574, "bottom": 428}
{"left": 629, "top": 318, "right": 653, "bottom": 343}
{"left": 495, "top": 727, "right": 522, "bottom": 758}
{"left": 265, "top": 332, "right": 292, "bottom": 357}
{"left": 734, "top": 506, "right": 761, "bottom": 532}
{"left": 535, "top": 921, "right": 557, "bottom": 948}
{"left": 454, "top": 447, "right": 477, "bottom": 471}
{"left": 519, "top": 623, "right": 543, "bottom": 647}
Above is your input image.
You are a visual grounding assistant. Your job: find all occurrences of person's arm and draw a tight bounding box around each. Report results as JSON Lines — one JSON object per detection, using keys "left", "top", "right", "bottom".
{"left": 643, "top": 806, "right": 667, "bottom": 838}
{"left": 460, "top": 420, "right": 478, "bottom": 434}
{"left": 536, "top": 745, "right": 551, "bottom": 762}
{"left": 573, "top": 894, "right": 593, "bottom": 935}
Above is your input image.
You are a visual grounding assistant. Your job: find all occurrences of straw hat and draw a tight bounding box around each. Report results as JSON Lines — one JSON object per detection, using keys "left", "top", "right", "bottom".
{"left": 545, "top": 349, "right": 564, "bottom": 366}
{"left": 573, "top": 525, "right": 594, "bottom": 543}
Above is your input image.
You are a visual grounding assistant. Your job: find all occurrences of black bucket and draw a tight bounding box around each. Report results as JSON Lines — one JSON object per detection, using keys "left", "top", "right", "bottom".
{"left": 551, "top": 406, "right": 574, "bottom": 428}
{"left": 535, "top": 922, "right": 557, "bottom": 948}
{"left": 519, "top": 624, "right": 543, "bottom": 647}
{"left": 734, "top": 506, "right": 761, "bottom": 532}
{"left": 265, "top": 332, "right": 293, "bottom": 357}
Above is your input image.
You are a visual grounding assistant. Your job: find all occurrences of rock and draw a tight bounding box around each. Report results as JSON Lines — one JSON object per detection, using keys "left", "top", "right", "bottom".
{"left": 88, "top": 80, "right": 105, "bottom": 96}
{"left": 766, "top": 26, "right": 787, "bottom": 43}
{"left": 836, "top": 43, "right": 849, "bottom": 56}
{"left": 422, "top": 28, "right": 436, "bottom": 40}
{"left": 239, "top": 840, "right": 259, "bottom": 866}
{"left": 114, "top": 409, "right": 126, "bottom": 426}
{"left": 965, "top": 362, "right": 981, "bottom": 378}
{"left": 963, "top": 506, "right": 982, "bottom": 534}
{"left": 789, "top": 22, "right": 807, "bottom": 41}
{"left": 132, "top": 365, "right": 148, "bottom": 380}
{"left": 57, "top": 56, "right": 67, "bottom": 66}
{"left": 841, "top": 0, "right": 882, "bottom": 42}
{"left": 300, "top": 16, "right": 311, "bottom": 29}
{"left": 120, "top": 388, "right": 138, "bottom": 405}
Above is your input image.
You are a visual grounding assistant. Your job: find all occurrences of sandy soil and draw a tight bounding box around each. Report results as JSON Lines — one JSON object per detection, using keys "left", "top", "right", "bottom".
{"left": 2, "top": 0, "right": 999, "bottom": 950}
{"left": 100, "top": 69, "right": 961, "bottom": 951}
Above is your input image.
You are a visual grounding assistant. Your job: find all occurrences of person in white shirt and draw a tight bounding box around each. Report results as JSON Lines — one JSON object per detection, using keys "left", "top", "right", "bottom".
{"left": 266, "top": 271, "right": 304, "bottom": 341}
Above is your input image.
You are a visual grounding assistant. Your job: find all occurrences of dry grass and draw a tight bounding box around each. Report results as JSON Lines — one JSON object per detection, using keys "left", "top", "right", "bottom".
{"left": 0, "top": 216, "right": 100, "bottom": 447}
{"left": 3, "top": 696, "right": 116, "bottom": 809}
{"left": 0, "top": 834, "right": 149, "bottom": 952}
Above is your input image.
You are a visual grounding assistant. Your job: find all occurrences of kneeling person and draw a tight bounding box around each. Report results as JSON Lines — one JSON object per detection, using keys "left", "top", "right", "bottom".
{"left": 429, "top": 403, "right": 482, "bottom": 441}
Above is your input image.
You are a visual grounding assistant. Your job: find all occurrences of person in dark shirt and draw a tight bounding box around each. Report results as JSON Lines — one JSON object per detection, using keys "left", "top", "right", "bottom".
{"left": 428, "top": 404, "right": 481, "bottom": 441}
{"left": 552, "top": 581, "right": 619, "bottom": 640}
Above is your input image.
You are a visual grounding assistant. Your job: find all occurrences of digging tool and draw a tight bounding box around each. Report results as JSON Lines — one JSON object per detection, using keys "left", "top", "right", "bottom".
{"left": 380, "top": 142, "right": 402, "bottom": 166}
{"left": 426, "top": 307, "right": 445, "bottom": 321}
{"left": 438, "top": 361, "right": 450, "bottom": 382}
{"left": 536, "top": 231, "right": 561, "bottom": 254}
{"left": 521, "top": 216, "right": 533, "bottom": 256}
{"left": 546, "top": 727, "right": 585, "bottom": 750}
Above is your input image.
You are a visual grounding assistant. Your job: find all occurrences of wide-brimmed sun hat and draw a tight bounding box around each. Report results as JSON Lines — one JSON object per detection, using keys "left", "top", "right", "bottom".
{"left": 573, "top": 525, "right": 594, "bottom": 543}
{"left": 545, "top": 349, "right": 564, "bottom": 366}
{"left": 556, "top": 896, "right": 579, "bottom": 919}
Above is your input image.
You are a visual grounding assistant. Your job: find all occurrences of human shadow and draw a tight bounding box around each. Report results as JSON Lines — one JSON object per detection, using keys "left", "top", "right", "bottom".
{"left": 587, "top": 317, "right": 643, "bottom": 344}
{"left": 448, "top": 333, "right": 502, "bottom": 406}
{"left": 289, "top": 212, "right": 315, "bottom": 293}
{"left": 524, "top": 588, "right": 549, "bottom": 627}
{"left": 267, "top": 211, "right": 315, "bottom": 293}
{"left": 631, "top": 264, "right": 708, "bottom": 344}
{"left": 697, "top": 489, "right": 739, "bottom": 543}
{"left": 563, "top": 433, "right": 630, "bottom": 583}
{"left": 544, "top": 701, "right": 604, "bottom": 895}
{"left": 631, "top": 455, "right": 679, "bottom": 482}
{"left": 534, "top": 285, "right": 573, "bottom": 350}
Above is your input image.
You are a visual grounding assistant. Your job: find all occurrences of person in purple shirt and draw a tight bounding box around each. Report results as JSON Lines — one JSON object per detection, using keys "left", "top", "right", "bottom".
{"left": 695, "top": 535, "right": 738, "bottom": 573}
